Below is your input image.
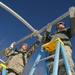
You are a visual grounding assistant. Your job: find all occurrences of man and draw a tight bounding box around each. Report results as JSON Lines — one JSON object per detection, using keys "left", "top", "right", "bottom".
{"left": 42, "top": 18, "right": 75, "bottom": 75}
{"left": 4, "top": 40, "right": 40, "bottom": 75}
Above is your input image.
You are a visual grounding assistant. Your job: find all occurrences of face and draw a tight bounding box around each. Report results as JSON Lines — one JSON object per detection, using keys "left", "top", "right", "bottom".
{"left": 20, "top": 44, "right": 28, "bottom": 51}
{"left": 57, "top": 24, "right": 65, "bottom": 30}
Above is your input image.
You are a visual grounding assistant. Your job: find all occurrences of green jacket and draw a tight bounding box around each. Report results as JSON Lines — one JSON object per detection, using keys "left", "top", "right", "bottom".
{"left": 50, "top": 28, "right": 72, "bottom": 47}
{"left": 42, "top": 18, "right": 75, "bottom": 47}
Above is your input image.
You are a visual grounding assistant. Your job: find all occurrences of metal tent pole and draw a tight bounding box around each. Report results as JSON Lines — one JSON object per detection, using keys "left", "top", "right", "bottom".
{"left": 38, "top": 11, "right": 69, "bottom": 34}
{"left": 0, "top": 2, "right": 75, "bottom": 44}
{"left": 0, "top": 2, "right": 42, "bottom": 45}
{"left": 15, "top": 32, "right": 37, "bottom": 45}
{"left": 38, "top": 6, "right": 75, "bottom": 34}
{"left": 0, "top": 2, "right": 35, "bottom": 31}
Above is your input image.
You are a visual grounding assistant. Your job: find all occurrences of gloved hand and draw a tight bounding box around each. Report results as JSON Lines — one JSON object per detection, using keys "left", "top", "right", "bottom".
{"left": 38, "top": 36, "right": 42, "bottom": 42}
{"left": 69, "top": 7, "right": 75, "bottom": 18}
{"left": 9, "top": 42, "right": 16, "bottom": 49}
{"left": 42, "top": 31, "right": 49, "bottom": 43}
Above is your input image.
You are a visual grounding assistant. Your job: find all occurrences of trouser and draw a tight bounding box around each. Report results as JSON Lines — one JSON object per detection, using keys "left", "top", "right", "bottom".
{"left": 6, "top": 69, "right": 19, "bottom": 75}
{"left": 48, "top": 45, "right": 75, "bottom": 75}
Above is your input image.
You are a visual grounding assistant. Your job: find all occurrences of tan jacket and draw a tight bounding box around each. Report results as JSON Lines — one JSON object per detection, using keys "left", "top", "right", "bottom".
{"left": 4, "top": 40, "right": 40, "bottom": 74}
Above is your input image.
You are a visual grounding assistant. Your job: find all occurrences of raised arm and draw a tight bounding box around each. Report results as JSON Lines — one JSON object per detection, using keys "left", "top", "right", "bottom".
{"left": 26, "top": 40, "right": 40, "bottom": 58}
{"left": 70, "top": 17, "right": 75, "bottom": 36}
{"left": 42, "top": 25, "right": 52, "bottom": 43}
{"left": 4, "top": 42, "right": 15, "bottom": 57}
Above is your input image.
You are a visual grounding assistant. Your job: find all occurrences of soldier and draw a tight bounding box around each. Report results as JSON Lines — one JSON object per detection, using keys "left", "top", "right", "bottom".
{"left": 4, "top": 39, "right": 41, "bottom": 75}
{"left": 42, "top": 17, "right": 75, "bottom": 75}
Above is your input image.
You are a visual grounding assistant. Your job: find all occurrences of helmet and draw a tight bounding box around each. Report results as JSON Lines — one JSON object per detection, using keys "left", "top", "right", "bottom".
{"left": 57, "top": 22, "right": 65, "bottom": 26}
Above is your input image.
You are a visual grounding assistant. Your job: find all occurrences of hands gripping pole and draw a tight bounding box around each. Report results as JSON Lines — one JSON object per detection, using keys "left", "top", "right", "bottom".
{"left": 1, "top": 2, "right": 75, "bottom": 45}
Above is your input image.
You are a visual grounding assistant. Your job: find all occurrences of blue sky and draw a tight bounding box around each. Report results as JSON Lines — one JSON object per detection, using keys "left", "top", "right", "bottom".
{"left": 0, "top": 0, "right": 75, "bottom": 75}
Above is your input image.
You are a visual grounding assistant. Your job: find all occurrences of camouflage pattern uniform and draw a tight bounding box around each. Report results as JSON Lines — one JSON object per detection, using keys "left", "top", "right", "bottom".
{"left": 4, "top": 40, "right": 40, "bottom": 75}
{"left": 42, "top": 18, "right": 75, "bottom": 75}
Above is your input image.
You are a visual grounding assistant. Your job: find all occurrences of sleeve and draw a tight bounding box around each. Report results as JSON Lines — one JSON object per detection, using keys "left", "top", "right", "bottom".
{"left": 26, "top": 40, "right": 40, "bottom": 58}
{"left": 4, "top": 47, "right": 14, "bottom": 57}
{"left": 70, "top": 17, "right": 75, "bottom": 36}
{"left": 66, "top": 27, "right": 71, "bottom": 38}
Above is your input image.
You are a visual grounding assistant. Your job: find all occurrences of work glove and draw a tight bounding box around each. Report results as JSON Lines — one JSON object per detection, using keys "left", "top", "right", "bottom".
{"left": 42, "top": 31, "right": 51, "bottom": 43}
{"left": 69, "top": 7, "right": 75, "bottom": 18}
{"left": 38, "top": 36, "right": 42, "bottom": 42}
{"left": 9, "top": 42, "right": 16, "bottom": 49}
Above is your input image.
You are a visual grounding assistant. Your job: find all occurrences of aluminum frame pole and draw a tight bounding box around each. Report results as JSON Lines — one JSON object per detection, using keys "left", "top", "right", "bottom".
{"left": 38, "top": 6, "right": 75, "bottom": 34}
{"left": 0, "top": 32, "right": 39, "bottom": 54}
{"left": 38, "top": 11, "right": 69, "bottom": 34}
{"left": 0, "top": 2, "right": 75, "bottom": 43}
{"left": 0, "top": 2, "right": 42, "bottom": 45}
{"left": 15, "top": 32, "right": 36, "bottom": 45}
{"left": 0, "top": 2, "right": 35, "bottom": 31}
{"left": 0, "top": 59, "right": 5, "bottom": 64}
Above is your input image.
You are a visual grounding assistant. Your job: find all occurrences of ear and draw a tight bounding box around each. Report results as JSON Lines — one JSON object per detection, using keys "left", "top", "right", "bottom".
{"left": 56, "top": 25, "right": 59, "bottom": 29}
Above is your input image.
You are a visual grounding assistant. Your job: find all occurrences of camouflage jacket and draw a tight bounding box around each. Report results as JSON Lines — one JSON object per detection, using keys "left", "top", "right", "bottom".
{"left": 4, "top": 40, "right": 40, "bottom": 74}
